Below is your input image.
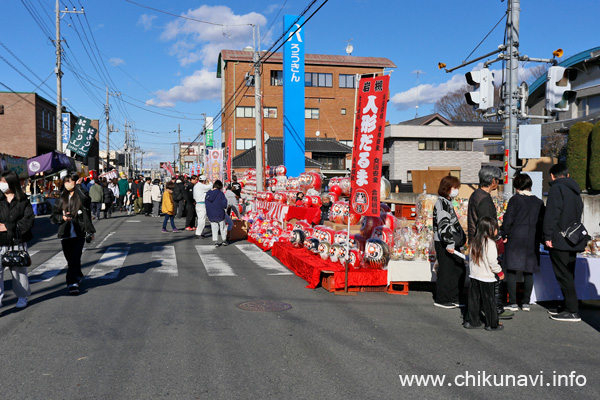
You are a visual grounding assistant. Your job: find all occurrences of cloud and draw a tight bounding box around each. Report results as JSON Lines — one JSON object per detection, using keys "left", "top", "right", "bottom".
{"left": 146, "top": 69, "right": 221, "bottom": 107}
{"left": 264, "top": 4, "right": 282, "bottom": 14}
{"left": 391, "top": 63, "right": 545, "bottom": 110}
{"left": 109, "top": 57, "right": 125, "bottom": 66}
{"left": 160, "top": 5, "right": 268, "bottom": 68}
{"left": 138, "top": 14, "right": 157, "bottom": 31}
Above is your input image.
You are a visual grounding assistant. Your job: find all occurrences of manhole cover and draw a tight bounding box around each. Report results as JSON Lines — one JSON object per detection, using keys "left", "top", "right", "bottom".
{"left": 236, "top": 300, "right": 292, "bottom": 312}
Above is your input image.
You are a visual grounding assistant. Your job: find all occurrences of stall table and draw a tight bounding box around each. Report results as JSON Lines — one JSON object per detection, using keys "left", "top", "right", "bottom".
{"left": 531, "top": 255, "right": 600, "bottom": 302}
{"left": 272, "top": 242, "right": 387, "bottom": 290}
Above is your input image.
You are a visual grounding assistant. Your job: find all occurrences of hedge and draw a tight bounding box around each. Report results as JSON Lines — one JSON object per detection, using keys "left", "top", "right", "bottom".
{"left": 589, "top": 122, "right": 600, "bottom": 191}
{"left": 566, "top": 122, "right": 593, "bottom": 190}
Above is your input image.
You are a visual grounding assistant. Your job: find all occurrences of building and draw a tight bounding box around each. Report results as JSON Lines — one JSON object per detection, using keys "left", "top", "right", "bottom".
{"left": 527, "top": 46, "right": 600, "bottom": 133}
{"left": 383, "top": 113, "right": 491, "bottom": 185}
{"left": 0, "top": 91, "right": 100, "bottom": 171}
{"left": 217, "top": 50, "right": 396, "bottom": 156}
{"left": 231, "top": 137, "right": 352, "bottom": 177}
{"left": 179, "top": 141, "right": 203, "bottom": 172}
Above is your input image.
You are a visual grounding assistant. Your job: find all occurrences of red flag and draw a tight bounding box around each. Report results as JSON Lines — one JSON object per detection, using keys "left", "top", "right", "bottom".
{"left": 350, "top": 75, "right": 390, "bottom": 217}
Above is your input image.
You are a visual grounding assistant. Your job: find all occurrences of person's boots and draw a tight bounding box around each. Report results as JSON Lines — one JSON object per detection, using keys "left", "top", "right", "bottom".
{"left": 496, "top": 280, "right": 513, "bottom": 319}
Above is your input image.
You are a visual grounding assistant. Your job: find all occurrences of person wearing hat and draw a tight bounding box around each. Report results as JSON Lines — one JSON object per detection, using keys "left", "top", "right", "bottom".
{"left": 193, "top": 175, "right": 212, "bottom": 238}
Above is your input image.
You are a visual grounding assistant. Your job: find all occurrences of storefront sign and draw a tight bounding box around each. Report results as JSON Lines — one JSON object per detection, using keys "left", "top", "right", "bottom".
{"left": 350, "top": 75, "right": 390, "bottom": 217}
{"left": 67, "top": 116, "right": 96, "bottom": 157}
{"left": 283, "top": 14, "right": 305, "bottom": 177}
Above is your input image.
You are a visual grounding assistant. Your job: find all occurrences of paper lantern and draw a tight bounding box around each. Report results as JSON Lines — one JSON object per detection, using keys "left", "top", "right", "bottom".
{"left": 364, "top": 238, "right": 390, "bottom": 269}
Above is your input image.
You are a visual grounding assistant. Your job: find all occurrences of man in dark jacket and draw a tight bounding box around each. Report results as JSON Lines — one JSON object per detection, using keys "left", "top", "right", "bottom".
{"left": 467, "top": 166, "right": 513, "bottom": 319}
{"left": 173, "top": 176, "right": 185, "bottom": 218}
{"left": 205, "top": 180, "right": 228, "bottom": 247}
{"left": 184, "top": 176, "right": 198, "bottom": 230}
{"left": 130, "top": 176, "right": 144, "bottom": 214}
{"left": 543, "top": 164, "right": 586, "bottom": 322}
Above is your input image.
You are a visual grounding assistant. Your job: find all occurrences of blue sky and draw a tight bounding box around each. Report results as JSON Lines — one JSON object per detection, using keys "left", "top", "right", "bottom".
{"left": 1, "top": 0, "right": 598, "bottom": 166}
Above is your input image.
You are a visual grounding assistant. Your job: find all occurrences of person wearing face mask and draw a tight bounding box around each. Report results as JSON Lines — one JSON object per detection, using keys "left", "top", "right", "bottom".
{"left": 432, "top": 175, "right": 467, "bottom": 309}
{"left": 0, "top": 171, "right": 34, "bottom": 309}
{"left": 499, "top": 173, "right": 545, "bottom": 312}
{"left": 50, "top": 173, "right": 95, "bottom": 295}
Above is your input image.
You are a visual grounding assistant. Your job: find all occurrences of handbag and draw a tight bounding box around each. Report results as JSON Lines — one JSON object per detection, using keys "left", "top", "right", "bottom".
{"left": 452, "top": 223, "right": 467, "bottom": 249}
{"left": 560, "top": 221, "right": 590, "bottom": 246}
{"left": 1, "top": 227, "right": 31, "bottom": 268}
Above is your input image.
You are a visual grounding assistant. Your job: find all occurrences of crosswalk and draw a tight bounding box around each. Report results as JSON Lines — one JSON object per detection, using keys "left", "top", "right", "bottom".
{"left": 25, "top": 243, "right": 292, "bottom": 283}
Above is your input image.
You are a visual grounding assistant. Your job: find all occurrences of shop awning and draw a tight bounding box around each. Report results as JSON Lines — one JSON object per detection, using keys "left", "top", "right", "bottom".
{"left": 26, "top": 151, "right": 75, "bottom": 177}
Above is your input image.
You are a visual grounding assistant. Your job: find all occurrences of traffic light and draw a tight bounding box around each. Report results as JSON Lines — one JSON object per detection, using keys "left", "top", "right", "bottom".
{"left": 465, "top": 68, "right": 494, "bottom": 111}
{"left": 545, "top": 66, "right": 576, "bottom": 113}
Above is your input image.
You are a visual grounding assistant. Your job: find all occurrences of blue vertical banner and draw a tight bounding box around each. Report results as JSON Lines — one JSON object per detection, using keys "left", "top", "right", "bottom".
{"left": 61, "top": 113, "right": 71, "bottom": 149}
{"left": 282, "top": 14, "right": 305, "bottom": 177}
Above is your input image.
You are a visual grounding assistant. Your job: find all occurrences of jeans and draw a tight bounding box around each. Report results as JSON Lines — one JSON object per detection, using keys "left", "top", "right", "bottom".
{"left": 91, "top": 202, "right": 102, "bottom": 219}
{"left": 0, "top": 245, "right": 31, "bottom": 302}
{"left": 163, "top": 214, "right": 176, "bottom": 230}
{"left": 61, "top": 236, "right": 85, "bottom": 285}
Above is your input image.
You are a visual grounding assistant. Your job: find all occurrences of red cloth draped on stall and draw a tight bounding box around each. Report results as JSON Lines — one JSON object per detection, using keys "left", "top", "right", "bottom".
{"left": 272, "top": 242, "right": 387, "bottom": 289}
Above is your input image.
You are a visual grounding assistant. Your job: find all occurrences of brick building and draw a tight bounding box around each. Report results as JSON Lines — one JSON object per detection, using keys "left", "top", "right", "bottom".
{"left": 0, "top": 91, "right": 99, "bottom": 170}
{"left": 217, "top": 50, "right": 396, "bottom": 157}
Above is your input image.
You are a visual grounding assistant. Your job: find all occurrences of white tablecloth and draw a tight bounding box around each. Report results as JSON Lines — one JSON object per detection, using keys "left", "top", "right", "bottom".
{"left": 387, "top": 260, "right": 437, "bottom": 284}
{"left": 530, "top": 255, "right": 600, "bottom": 302}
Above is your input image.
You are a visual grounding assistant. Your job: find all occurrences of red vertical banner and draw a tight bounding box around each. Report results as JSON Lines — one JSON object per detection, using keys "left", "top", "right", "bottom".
{"left": 350, "top": 75, "right": 390, "bottom": 217}
{"left": 227, "top": 129, "right": 233, "bottom": 181}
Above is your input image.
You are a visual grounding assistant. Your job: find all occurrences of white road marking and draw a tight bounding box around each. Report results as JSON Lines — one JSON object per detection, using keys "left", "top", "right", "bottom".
{"left": 151, "top": 246, "right": 178, "bottom": 276}
{"left": 28, "top": 250, "right": 39, "bottom": 257}
{"left": 125, "top": 220, "right": 141, "bottom": 223}
{"left": 87, "top": 247, "right": 130, "bottom": 280}
{"left": 235, "top": 244, "right": 293, "bottom": 275}
{"left": 28, "top": 249, "right": 85, "bottom": 283}
{"left": 95, "top": 231, "right": 116, "bottom": 249}
{"left": 195, "top": 246, "right": 236, "bottom": 276}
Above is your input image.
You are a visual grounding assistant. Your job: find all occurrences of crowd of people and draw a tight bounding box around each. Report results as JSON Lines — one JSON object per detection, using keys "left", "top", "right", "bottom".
{"left": 0, "top": 163, "right": 592, "bottom": 323}
{"left": 433, "top": 164, "right": 589, "bottom": 330}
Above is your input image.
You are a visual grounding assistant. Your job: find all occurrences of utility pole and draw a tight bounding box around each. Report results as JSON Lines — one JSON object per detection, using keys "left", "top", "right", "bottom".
{"left": 178, "top": 124, "right": 182, "bottom": 174}
{"left": 440, "top": 0, "right": 557, "bottom": 196}
{"left": 124, "top": 119, "right": 129, "bottom": 177}
{"left": 253, "top": 24, "right": 264, "bottom": 191}
{"left": 104, "top": 87, "right": 120, "bottom": 171}
{"left": 55, "top": 1, "right": 84, "bottom": 153}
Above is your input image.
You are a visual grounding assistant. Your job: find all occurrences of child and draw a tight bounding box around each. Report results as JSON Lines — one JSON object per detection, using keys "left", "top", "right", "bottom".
{"left": 124, "top": 189, "right": 133, "bottom": 215}
{"left": 161, "top": 181, "right": 179, "bottom": 233}
{"left": 464, "top": 217, "right": 505, "bottom": 331}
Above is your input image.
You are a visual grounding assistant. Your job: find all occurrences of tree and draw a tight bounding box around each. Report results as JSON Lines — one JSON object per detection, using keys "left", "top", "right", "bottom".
{"left": 434, "top": 84, "right": 502, "bottom": 122}
{"left": 541, "top": 131, "right": 567, "bottom": 160}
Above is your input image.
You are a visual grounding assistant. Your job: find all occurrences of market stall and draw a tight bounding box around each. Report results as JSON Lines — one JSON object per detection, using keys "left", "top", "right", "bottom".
{"left": 26, "top": 151, "right": 76, "bottom": 215}
{"left": 531, "top": 254, "right": 600, "bottom": 302}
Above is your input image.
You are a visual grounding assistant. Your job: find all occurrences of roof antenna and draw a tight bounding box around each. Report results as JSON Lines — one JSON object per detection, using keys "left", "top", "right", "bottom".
{"left": 411, "top": 70, "right": 425, "bottom": 118}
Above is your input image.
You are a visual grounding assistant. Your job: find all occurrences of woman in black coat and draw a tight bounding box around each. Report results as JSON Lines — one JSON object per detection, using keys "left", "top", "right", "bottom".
{"left": 101, "top": 180, "right": 114, "bottom": 219}
{"left": 50, "top": 173, "right": 95, "bottom": 295}
{"left": 500, "top": 173, "right": 545, "bottom": 311}
{"left": 0, "top": 171, "right": 34, "bottom": 308}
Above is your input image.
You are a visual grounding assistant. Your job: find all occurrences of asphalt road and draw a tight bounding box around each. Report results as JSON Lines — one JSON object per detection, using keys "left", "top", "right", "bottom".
{"left": 0, "top": 211, "right": 598, "bottom": 399}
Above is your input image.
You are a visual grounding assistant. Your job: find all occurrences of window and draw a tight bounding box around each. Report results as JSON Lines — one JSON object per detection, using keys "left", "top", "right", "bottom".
{"left": 305, "top": 108, "right": 320, "bottom": 119}
{"left": 339, "top": 140, "right": 353, "bottom": 147}
{"left": 263, "top": 107, "right": 278, "bottom": 119}
{"left": 236, "top": 106, "right": 255, "bottom": 118}
{"left": 418, "top": 139, "right": 472, "bottom": 151}
{"left": 270, "top": 70, "right": 283, "bottom": 86}
{"left": 341, "top": 108, "right": 346, "bottom": 115}
{"left": 339, "top": 74, "right": 355, "bottom": 88}
{"left": 312, "top": 154, "right": 345, "bottom": 170}
{"left": 236, "top": 139, "right": 256, "bottom": 150}
{"left": 42, "top": 110, "right": 45, "bottom": 129}
{"left": 305, "top": 72, "right": 332, "bottom": 87}
{"left": 383, "top": 138, "right": 391, "bottom": 154}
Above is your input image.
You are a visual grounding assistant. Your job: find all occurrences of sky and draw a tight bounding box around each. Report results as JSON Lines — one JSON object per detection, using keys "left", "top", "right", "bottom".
{"left": 1, "top": 0, "right": 599, "bottom": 167}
